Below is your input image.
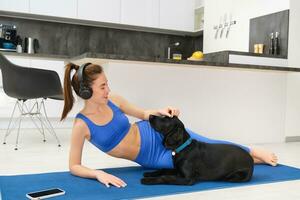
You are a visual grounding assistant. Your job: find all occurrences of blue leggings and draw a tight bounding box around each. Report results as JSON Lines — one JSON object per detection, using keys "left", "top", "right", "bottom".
{"left": 134, "top": 120, "right": 250, "bottom": 169}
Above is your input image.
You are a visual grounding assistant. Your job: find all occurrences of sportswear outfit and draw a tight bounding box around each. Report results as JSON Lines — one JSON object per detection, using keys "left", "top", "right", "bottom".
{"left": 76, "top": 100, "right": 250, "bottom": 169}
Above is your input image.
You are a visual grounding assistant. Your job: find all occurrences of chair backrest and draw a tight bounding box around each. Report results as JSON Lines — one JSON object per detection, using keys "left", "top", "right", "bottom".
{"left": 0, "top": 53, "right": 63, "bottom": 100}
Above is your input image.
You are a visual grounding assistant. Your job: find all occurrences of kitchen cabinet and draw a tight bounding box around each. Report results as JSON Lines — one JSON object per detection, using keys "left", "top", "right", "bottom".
{"left": 159, "top": 0, "right": 195, "bottom": 31}
{"left": 29, "top": 0, "right": 77, "bottom": 18}
{"left": 1, "top": 0, "right": 199, "bottom": 33}
{"left": 77, "top": 0, "right": 121, "bottom": 24}
{"left": 0, "top": 0, "right": 29, "bottom": 13}
{"left": 194, "top": 0, "right": 205, "bottom": 31}
{"left": 120, "top": 0, "right": 159, "bottom": 28}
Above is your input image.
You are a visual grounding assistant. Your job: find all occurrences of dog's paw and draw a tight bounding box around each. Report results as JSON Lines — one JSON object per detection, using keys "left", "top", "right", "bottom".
{"left": 143, "top": 172, "right": 155, "bottom": 177}
{"left": 141, "top": 178, "right": 154, "bottom": 185}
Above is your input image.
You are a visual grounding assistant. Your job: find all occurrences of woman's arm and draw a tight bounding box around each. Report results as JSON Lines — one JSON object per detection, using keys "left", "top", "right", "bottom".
{"left": 69, "top": 120, "right": 126, "bottom": 188}
{"left": 110, "top": 94, "right": 180, "bottom": 120}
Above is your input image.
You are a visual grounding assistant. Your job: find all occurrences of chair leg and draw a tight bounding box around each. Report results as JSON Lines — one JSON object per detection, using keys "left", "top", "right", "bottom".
{"left": 40, "top": 99, "right": 61, "bottom": 147}
{"left": 14, "top": 112, "right": 24, "bottom": 151}
{"left": 14, "top": 101, "right": 25, "bottom": 150}
{"left": 24, "top": 101, "right": 46, "bottom": 142}
{"left": 37, "top": 100, "right": 46, "bottom": 142}
{"left": 3, "top": 100, "right": 20, "bottom": 145}
{"left": 3, "top": 99, "right": 62, "bottom": 149}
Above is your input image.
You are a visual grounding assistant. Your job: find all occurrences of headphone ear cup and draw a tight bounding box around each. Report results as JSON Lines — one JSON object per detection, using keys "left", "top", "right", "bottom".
{"left": 79, "top": 84, "right": 93, "bottom": 100}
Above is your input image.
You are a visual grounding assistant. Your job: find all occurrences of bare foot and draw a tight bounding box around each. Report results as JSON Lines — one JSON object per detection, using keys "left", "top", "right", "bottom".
{"left": 250, "top": 147, "right": 278, "bottom": 166}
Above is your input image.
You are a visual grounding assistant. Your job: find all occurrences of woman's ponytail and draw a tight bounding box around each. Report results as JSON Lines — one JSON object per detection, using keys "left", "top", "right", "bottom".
{"left": 61, "top": 63, "right": 79, "bottom": 121}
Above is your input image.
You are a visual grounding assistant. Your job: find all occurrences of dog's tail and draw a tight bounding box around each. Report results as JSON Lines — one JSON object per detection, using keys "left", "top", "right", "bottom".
{"left": 224, "top": 167, "right": 254, "bottom": 182}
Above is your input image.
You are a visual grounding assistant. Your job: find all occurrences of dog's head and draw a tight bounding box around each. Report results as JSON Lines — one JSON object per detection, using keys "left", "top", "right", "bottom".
{"left": 149, "top": 115, "right": 189, "bottom": 150}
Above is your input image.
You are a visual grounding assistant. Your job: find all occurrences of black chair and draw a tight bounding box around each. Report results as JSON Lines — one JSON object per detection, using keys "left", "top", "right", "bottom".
{"left": 0, "top": 53, "right": 63, "bottom": 150}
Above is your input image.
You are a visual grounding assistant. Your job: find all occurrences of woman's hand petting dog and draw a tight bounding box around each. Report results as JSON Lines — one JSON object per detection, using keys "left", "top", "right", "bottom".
{"left": 158, "top": 107, "right": 180, "bottom": 118}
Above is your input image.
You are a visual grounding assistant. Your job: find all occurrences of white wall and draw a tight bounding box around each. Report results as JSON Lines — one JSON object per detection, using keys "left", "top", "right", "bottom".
{"left": 288, "top": 0, "right": 300, "bottom": 68}
{"left": 285, "top": 0, "right": 300, "bottom": 138}
{"left": 103, "top": 61, "right": 287, "bottom": 145}
{"left": 203, "top": 0, "right": 289, "bottom": 53}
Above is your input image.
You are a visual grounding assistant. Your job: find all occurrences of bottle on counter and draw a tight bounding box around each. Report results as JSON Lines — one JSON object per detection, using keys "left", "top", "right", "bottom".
{"left": 274, "top": 32, "right": 280, "bottom": 55}
{"left": 268, "top": 32, "right": 274, "bottom": 55}
{"left": 258, "top": 44, "right": 264, "bottom": 54}
{"left": 16, "top": 35, "right": 23, "bottom": 53}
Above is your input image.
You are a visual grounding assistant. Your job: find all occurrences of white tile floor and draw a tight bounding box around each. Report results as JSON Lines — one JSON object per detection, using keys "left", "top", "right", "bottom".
{"left": 1, "top": 129, "right": 300, "bottom": 200}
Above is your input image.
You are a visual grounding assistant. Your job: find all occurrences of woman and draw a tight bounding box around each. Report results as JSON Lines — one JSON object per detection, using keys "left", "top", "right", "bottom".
{"left": 61, "top": 63, "right": 278, "bottom": 188}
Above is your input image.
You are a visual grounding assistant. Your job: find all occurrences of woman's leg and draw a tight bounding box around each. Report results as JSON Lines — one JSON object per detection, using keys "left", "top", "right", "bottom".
{"left": 187, "top": 129, "right": 278, "bottom": 166}
{"left": 249, "top": 147, "right": 278, "bottom": 166}
{"left": 186, "top": 128, "right": 250, "bottom": 152}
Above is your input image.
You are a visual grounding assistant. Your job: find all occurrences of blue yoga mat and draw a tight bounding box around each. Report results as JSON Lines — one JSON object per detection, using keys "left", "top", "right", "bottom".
{"left": 1, "top": 164, "right": 300, "bottom": 200}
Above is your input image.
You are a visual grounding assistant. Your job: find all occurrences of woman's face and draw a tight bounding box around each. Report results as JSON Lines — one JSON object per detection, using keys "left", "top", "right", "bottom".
{"left": 89, "top": 73, "right": 110, "bottom": 104}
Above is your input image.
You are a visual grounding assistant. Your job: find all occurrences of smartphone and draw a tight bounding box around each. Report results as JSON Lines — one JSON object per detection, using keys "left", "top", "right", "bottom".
{"left": 26, "top": 188, "right": 65, "bottom": 199}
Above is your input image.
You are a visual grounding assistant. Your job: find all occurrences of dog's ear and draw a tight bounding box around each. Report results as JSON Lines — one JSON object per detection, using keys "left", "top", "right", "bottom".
{"left": 172, "top": 116, "right": 185, "bottom": 127}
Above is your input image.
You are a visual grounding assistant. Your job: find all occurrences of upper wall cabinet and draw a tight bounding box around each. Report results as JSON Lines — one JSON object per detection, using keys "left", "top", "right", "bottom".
{"left": 78, "top": 0, "right": 121, "bottom": 24}
{"left": 0, "top": 0, "right": 29, "bottom": 13}
{"left": 29, "top": 0, "right": 77, "bottom": 18}
{"left": 120, "top": 0, "right": 159, "bottom": 28}
{"left": 159, "top": 0, "right": 195, "bottom": 32}
{"left": 1, "top": 0, "right": 198, "bottom": 33}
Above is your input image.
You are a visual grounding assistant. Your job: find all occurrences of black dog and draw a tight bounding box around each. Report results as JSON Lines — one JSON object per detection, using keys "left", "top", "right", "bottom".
{"left": 141, "top": 115, "right": 254, "bottom": 185}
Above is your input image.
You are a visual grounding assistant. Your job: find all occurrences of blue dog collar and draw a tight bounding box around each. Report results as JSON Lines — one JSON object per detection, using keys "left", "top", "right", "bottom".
{"left": 172, "top": 137, "right": 192, "bottom": 156}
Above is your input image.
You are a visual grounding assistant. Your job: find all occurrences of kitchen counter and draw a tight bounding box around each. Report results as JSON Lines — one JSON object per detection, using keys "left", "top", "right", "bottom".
{"left": 204, "top": 50, "right": 289, "bottom": 68}
{"left": 205, "top": 50, "right": 287, "bottom": 59}
{"left": 1, "top": 51, "right": 300, "bottom": 72}
{"left": 69, "top": 52, "right": 300, "bottom": 72}
{"left": 1, "top": 51, "right": 299, "bottom": 144}
{"left": 0, "top": 51, "right": 69, "bottom": 61}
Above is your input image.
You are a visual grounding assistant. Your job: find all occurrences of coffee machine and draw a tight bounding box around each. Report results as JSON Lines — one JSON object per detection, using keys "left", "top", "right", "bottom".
{"left": 0, "top": 24, "right": 17, "bottom": 52}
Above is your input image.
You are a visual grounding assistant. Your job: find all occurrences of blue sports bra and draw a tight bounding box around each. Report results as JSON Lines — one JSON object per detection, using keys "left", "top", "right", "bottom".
{"left": 75, "top": 100, "right": 131, "bottom": 152}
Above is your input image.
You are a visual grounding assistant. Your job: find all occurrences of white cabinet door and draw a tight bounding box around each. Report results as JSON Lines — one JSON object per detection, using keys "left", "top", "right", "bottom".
{"left": 159, "top": 0, "right": 194, "bottom": 31}
{"left": 0, "top": 0, "right": 30, "bottom": 13}
{"left": 120, "top": 0, "right": 159, "bottom": 28}
{"left": 78, "top": 0, "right": 121, "bottom": 24}
{"left": 29, "top": 0, "right": 77, "bottom": 18}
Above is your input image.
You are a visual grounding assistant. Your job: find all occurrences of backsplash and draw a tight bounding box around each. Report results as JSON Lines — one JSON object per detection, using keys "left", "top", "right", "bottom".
{"left": 249, "top": 10, "right": 289, "bottom": 58}
{"left": 0, "top": 16, "right": 203, "bottom": 59}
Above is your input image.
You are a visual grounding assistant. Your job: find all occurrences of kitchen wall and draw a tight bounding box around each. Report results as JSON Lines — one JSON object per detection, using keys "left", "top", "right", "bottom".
{"left": 203, "top": 0, "right": 289, "bottom": 54}
{"left": 285, "top": 0, "right": 300, "bottom": 139}
{"left": 249, "top": 10, "right": 289, "bottom": 57}
{"left": 0, "top": 16, "right": 203, "bottom": 59}
{"left": 288, "top": 0, "right": 300, "bottom": 68}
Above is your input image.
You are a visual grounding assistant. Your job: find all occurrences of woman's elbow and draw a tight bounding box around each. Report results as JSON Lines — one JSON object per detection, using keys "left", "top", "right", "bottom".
{"left": 69, "top": 163, "right": 79, "bottom": 175}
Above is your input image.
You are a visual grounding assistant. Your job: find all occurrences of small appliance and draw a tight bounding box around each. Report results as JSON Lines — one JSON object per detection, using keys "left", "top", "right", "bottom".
{"left": 24, "top": 37, "right": 39, "bottom": 54}
{"left": 0, "top": 24, "right": 17, "bottom": 52}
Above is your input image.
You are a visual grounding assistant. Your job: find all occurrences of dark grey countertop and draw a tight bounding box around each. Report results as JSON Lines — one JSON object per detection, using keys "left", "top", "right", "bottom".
{"left": 208, "top": 50, "right": 288, "bottom": 59}
{"left": 2, "top": 51, "right": 300, "bottom": 72}
{"left": 70, "top": 52, "right": 300, "bottom": 72}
